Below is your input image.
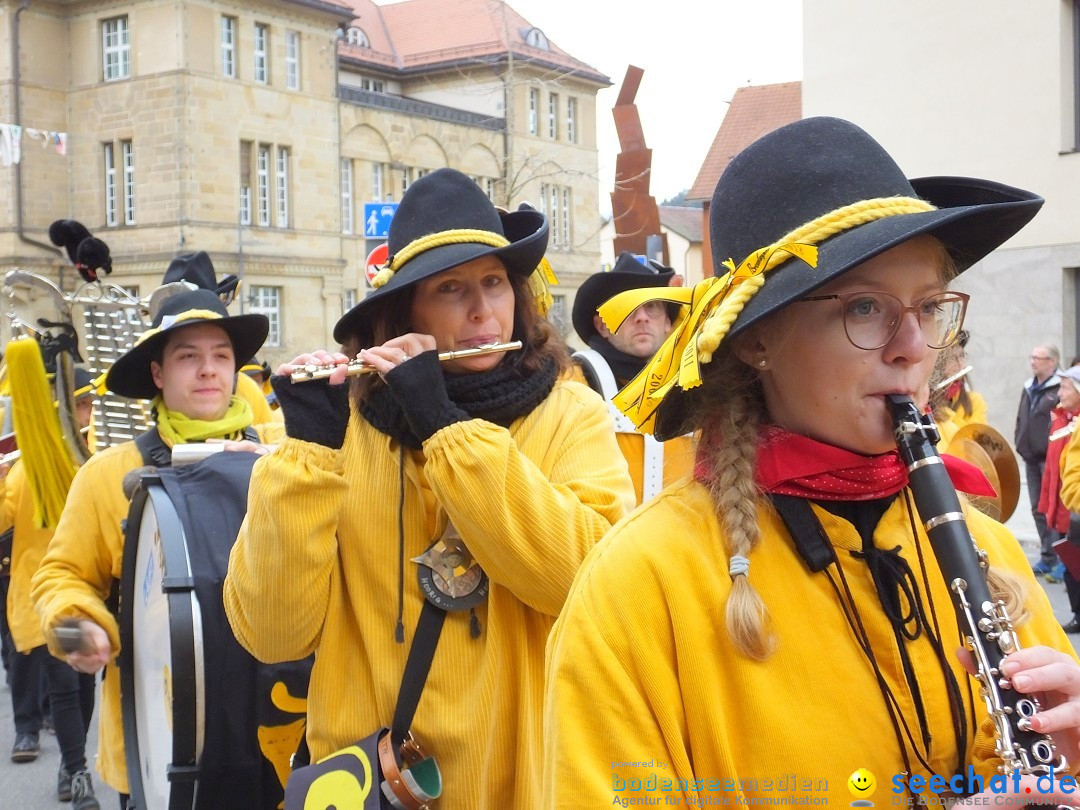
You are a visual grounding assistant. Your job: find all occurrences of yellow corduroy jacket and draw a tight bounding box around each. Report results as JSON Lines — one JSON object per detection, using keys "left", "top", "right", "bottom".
{"left": 1, "top": 460, "right": 57, "bottom": 651}
{"left": 224, "top": 379, "right": 634, "bottom": 810}
{"left": 1056, "top": 426, "right": 1080, "bottom": 513}
{"left": 543, "top": 478, "right": 1077, "bottom": 809}
{"left": 32, "top": 423, "right": 269, "bottom": 794}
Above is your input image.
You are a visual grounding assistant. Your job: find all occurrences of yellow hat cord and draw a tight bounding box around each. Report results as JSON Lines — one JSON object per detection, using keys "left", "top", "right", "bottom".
{"left": 370, "top": 229, "right": 511, "bottom": 289}
{"left": 598, "top": 196, "right": 937, "bottom": 433}
{"left": 5, "top": 338, "right": 79, "bottom": 528}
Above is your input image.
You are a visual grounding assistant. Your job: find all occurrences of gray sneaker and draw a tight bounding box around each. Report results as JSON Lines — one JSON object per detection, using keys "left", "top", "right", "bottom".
{"left": 58, "top": 764, "right": 72, "bottom": 801}
{"left": 69, "top": 769, "right": 100, "bottom": 810}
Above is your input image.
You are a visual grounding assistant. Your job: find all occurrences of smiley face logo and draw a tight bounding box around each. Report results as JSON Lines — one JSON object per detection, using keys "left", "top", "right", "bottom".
{"left": 847, "top": 768, "right": 877, "bottom": 800}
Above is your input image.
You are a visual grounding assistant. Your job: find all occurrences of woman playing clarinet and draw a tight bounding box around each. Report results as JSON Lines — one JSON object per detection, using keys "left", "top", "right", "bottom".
{"left": 544, "top": 117, "right": 1080, "bottom": 807}
{"left": 224, "top": 168, "right": 633, "bottom": 810}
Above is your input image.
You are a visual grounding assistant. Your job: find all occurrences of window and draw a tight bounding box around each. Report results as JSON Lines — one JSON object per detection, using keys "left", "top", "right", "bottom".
{"left": 249, "top": 286, "right": 281, "bottom": 347}
{"left": 275, "top": 147, "right": 290, "bottom": 228}
{"left": 346, "top": 27, "right": 369, "bottom": 48}
{"left": 359, "top": 76, "right": 385, "bottom": 93}
{"left": 401, "top": 166, "right": 413, "bottom": 196}
{"left": 285, "top": 30, "right": 300, "bottom": 90}
{"left": 343, "top": 288, "right": 357, "bottom": 314}
{"left": 548, "top": 92, "right": 558, "bottom": 139}
{"left": 528, "top": 88, "right": 539, "bottom": 135}
{"left": 549, "top": 184, "right": 559, "bottom": 244}
{"left": 104, "top": 143, "right": 117, "bottom": 227}
{"left": 486, "top": 178, "right": 496, "bottom": 202}
{"left": 567, "top": 97, "right": 577, "bottom": 143}
{"left": 254, "top": 23, "right": 269, "bottom": 84}
{"left": 122, "top": 141, "right": 135, "bottom": 225}
{"left": 560, "top": 187, "right": 571, "bottom": 247}
{"left": 372, "top": 163, "right": 384, "bottom": 201}
{"left": 239, "top": 140, "right": 252, "bottom": 225}
{"left": 221, "top": 16, "right": 237, "bottom": 78}
{"left": 524, "top": 27, "right": 549, "bottom": 50}
{"left": 549, "top": 294, "right": 569, "bottom": 336}
{"left": 102, "top": 17, "right": 131, "bottom": 81}
{"left": 103, "top": 140, "right": 134, "bottom": 227}
{"left": 341, "top": 159, "right": 353, "bottom": 234}
{"left": 539, "top": 182, "right": 548, "bottom": 218}
{"left": 256, "top": 144, "right": 271, "bottom": 226}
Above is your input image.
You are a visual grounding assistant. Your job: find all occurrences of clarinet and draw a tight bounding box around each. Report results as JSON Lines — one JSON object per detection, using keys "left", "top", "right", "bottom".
{"left": 887, "top": 395, "right": 1066, "bottom": 776}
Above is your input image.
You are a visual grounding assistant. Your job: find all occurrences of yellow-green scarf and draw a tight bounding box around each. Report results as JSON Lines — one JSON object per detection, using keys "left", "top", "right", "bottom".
{"left": 152, "top": 396, "right": 253, "bottom": 447}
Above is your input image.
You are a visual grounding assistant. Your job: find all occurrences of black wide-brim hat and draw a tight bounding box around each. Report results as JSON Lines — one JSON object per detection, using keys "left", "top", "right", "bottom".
{"left": 572, "top": 252, "right": 675, "bottom": 343}
{"left": 652, "top": 116, "right": 1044, "bottom": 440}
{"left": 106, "top": 289, "right": 269, "bottom": 400}
{"left": 333, "top": 168, "right": 548, "bottom": 343}
{"left": 162, "top": 251, "right": 240, "bottom": 298}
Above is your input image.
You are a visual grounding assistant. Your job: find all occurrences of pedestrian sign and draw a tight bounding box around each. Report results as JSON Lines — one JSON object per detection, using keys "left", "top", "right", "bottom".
{"left": 363, "top": 202, "right": 398, "bottom": 239}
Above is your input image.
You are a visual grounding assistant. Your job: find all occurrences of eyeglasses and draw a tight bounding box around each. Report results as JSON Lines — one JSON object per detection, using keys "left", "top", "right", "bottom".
{"left": 1030, "top": 354, "right": 1055, "bottom": 362}
{"left": 797, "top": 290, "right": 970, "bottom": 351}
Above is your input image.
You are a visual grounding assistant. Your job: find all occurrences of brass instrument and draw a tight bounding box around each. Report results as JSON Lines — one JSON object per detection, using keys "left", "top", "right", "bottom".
{"left": 1050, "top": 421, "right": 1076, "bottom": 443}
{"left": 932, "top": 364, "right": 973, "bottom": 393}
{"left": 290, "top": 341, "right": 522, "bottom": 383}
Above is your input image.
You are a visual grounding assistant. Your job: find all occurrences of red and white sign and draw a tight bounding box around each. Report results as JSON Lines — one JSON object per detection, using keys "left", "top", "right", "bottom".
{"left": 365, "top": 243, "right": 389, "bottom": 286}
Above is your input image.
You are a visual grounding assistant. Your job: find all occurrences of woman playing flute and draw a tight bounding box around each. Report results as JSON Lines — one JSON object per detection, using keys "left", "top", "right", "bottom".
{"left": 223, "top": 168, "right": 634, "bottom": 809}
{"left": 544, "top": 117, "right": 1080, "bottom": 807}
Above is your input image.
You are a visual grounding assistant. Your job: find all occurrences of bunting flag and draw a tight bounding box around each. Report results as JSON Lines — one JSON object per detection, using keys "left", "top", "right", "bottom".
{"left": 0, "top": 124, "right": 69, "bottom": 165}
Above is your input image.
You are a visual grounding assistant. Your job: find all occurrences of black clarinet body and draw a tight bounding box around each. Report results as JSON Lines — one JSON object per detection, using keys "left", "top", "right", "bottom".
{"left": 886, "top": 394, "right": 1065, "bottom": 775}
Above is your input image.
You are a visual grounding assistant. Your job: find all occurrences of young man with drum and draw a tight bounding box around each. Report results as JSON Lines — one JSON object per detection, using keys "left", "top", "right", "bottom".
{"left": 32, "top": 289, "right": 269, "bottom": 808}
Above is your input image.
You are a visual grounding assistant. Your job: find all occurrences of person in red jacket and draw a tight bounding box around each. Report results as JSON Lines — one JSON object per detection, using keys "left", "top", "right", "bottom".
{"left": 1041, "top": 365, "right": 1080, "bottom": 626}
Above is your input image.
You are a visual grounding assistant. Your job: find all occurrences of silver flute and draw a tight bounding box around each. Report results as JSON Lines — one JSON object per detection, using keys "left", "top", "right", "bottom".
{"left": 289, "top": 341, "right": 523, "bottom": 383}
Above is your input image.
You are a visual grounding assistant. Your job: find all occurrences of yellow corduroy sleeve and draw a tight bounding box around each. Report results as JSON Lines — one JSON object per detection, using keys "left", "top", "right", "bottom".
{"left": 31, "top": 443, "right": 135, "bottom": 661}
{"left": 223, "top": 436, "right": 346, "bottom": 664}
{"left": 423, "top": 383, "right": 635, "bottom": 617}
{"left": 0, "top": 459, "right": 17, "bottom": 534}
{"left": 543, "top": 525, "right": 692, "bottom": 809}
{"left": 1059, "top": 428, "right": 1080, "bottom": 512}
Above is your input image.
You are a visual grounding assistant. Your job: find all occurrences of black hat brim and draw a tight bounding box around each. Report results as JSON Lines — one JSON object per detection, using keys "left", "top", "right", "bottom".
{"left": 106, "top": 314, "right": 269, "bottom": 400}
{"left": 333, "top": 209, "right": 547, "bottom": 343}
{"left": 572, "top": 269, "right": 675, "bottom": 343}
{"left": 651, "top": 176, "right": 1043, "bottom": 441}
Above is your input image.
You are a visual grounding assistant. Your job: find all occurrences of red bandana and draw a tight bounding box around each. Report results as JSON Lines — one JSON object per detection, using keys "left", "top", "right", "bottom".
{"left": 695, "top": 425, "right": 997, "bottom": 502}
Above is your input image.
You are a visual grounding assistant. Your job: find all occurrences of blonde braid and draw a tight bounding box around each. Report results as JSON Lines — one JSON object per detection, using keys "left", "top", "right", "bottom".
{"left": 697, "top": 353, "right": 775, "bottom": 659}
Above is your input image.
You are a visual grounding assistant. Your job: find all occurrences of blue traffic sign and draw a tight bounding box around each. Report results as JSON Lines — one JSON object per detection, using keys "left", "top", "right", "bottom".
{"left": 363, "top": 202, "right": 399, "bottom": 239}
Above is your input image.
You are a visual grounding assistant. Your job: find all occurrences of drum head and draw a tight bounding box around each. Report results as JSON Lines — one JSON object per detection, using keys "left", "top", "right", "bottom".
{"left": 120, "top": 476, "right": 205, "bottom": 810}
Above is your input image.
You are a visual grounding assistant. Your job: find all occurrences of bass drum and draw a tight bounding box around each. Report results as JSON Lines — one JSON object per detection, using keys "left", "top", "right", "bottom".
{"left": 120, "top": 470, "right": 204, "bottom": 810}
{"left": 119, "top": 450, "right": 313, "bottom": 810}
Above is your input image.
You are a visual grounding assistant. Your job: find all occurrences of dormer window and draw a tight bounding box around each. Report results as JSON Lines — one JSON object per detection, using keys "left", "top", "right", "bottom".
{"left": 523, "top": 27, "right": 548, "bottom": 50}
{"left": 346, "top": 27, "right": 370, "bottom": 48}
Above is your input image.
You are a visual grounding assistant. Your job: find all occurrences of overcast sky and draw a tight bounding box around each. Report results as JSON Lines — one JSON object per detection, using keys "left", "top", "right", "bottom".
{"left": 496, "top": 0, "right": 804, "bottom": 207}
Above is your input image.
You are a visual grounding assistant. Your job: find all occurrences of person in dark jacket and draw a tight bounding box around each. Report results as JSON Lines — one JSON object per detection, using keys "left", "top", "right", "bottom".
{"left": 1015, "top": 343, "right": 1062, "bottom": 575}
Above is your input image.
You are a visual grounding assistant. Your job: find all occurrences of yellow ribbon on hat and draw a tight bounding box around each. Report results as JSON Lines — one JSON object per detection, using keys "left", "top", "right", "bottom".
{"left": 528, "top": 257, "right": 559, "bottom": 316}
{"left": 599, "top": 243, "right": 818, "bottom": 434}
{"left": 370, "top": 229, "right": 512, "bottom": 289}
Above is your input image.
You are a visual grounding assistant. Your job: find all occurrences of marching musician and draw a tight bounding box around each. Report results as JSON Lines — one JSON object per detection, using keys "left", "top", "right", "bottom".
{"left": 32, "top": 289, "right": 271, "bottom": 808}
{"left": 223, "top": 168, "right": 633, "bottom": 809}
{"left": 570, "top": 253, "right": 694, "bottom": 504}
{"left": 544, "top": 117, "right": 1080, "bottom": 806}
{"left": 3, "top": 368, "right": 97, "bottom": 807}
{"left": 1042, "top": 366, "right": 1080, "bottom": 628}
{"left": 932, "top": 329, "right": 988, "bottom": 450}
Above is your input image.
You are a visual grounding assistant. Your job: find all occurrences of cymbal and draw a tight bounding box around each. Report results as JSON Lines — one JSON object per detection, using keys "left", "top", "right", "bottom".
{"left": 946, "top": 438, "right": 1003, "bottom": 521}
{"left": 948, "top": 423, "right": 1021, "bottom": 523}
